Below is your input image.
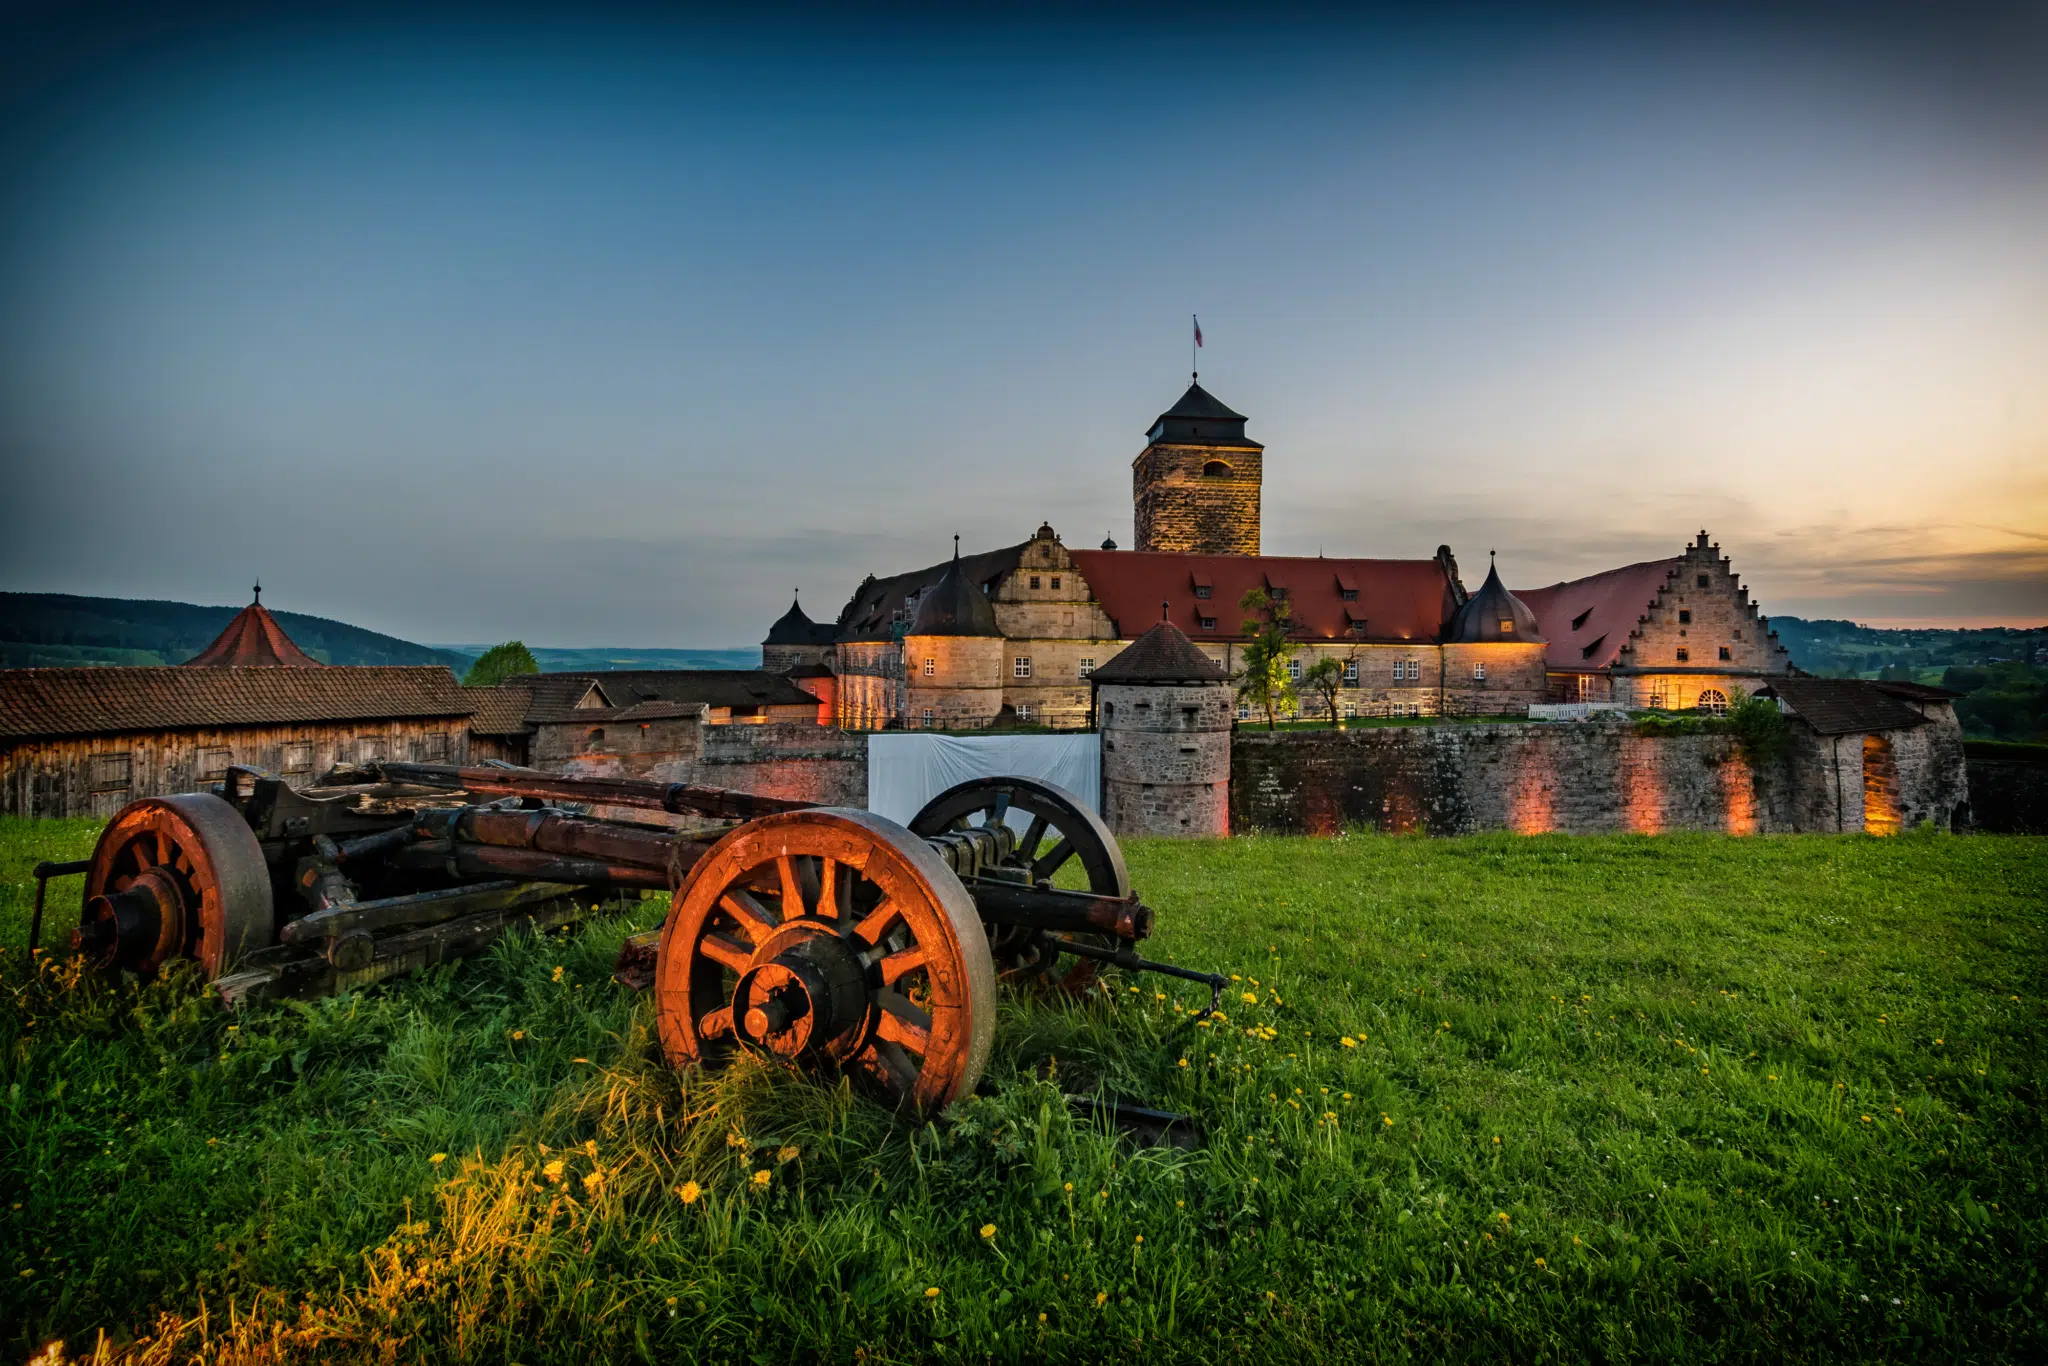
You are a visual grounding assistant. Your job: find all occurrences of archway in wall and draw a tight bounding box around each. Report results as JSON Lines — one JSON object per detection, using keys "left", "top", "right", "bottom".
{"left": 1202, "top": 460, "right": 1233, "bottom": 477}
{"left": 1697, "top": 689, "right": 1729, "bottom": 715}
{"left": 1862, "top": 733, "right": 1902, "bottom": 834}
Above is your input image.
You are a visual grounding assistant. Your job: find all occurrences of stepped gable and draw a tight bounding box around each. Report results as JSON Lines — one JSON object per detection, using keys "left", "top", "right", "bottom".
{"left": 1089, "top": 619, "right": 1228, "bottom": 685}
{"left": 1514, "top": 558, "right": 1682, "bottom": 671}
{"left": 1756, "top": 678, "right": 1934, "bottom": 735}
{"left": 0, "top": 666, "right": 470, "bottom": 742}
{"left": 908, "top": 543, "right": 1002, "bottom": 637}
{"left": 1067, "top": 550, "right": 1457, "bottom": 643}
{"left": 181, "top": 591, "right": 320, "bottom": 667}
{"left": 1443, "top": 556, "right": 1545, "bottom": 644}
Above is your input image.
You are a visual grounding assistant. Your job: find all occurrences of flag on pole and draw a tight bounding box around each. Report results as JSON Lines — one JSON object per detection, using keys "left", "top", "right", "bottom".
{"left": 1193, "top": 315, "right": 1203, "bottom": 348}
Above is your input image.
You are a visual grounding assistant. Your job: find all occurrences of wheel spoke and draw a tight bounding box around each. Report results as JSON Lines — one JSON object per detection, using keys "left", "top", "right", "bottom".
{"left": 699, "top": 1006, "right": 735, "bottom": 1040}
{"left": 1015, "top": 813, "right": 1048, "bottom": 863}
{"left": 1031, "top": 837, "right": 1075, "bottom": 882}
{"left": 876, "top": 990, "right": 933, "bottom": 1051}
{"left": 861, "top": 1039, "right": 922, "bottom": 1095}
{"left": 778, "top": 856, "right": 816, "bottom": 918}
{"left": 720, "top": 889, "right": 778, "bottom": 942}
{"left": 699, "top": 932, "right": 754, "bottom": 973}
{"left": 852, "top": 899, "right": 904, "bottom": 945}
{"left": 878, "top": 946, "right": 928, "bottom": 986}
{"left": 816, "top": 857, "right": 848, "bottom": 919}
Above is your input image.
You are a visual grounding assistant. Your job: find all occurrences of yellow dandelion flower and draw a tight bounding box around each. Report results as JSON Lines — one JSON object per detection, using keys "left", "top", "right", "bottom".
{"left": 1038, "top": 1312, "right": 1048, "bottom": 1323}
{"left": 511, "top": 1030, "right": 526, "bottom": 1040}
{"left": 1768, "top": 1074, "right": 1778, "bottom": 1081}
{"left": 1493, "top": 1136, "right": 1501, "bottom": 1145}
{"left": 1063, "top": 1182, "right": 1073, "bottom": 1193}
{"left": 677, "top": 1181, "right": 702, "bottom": 1204}
{"left": 585, "top": 1139, "right": 598, "bottom": 1156}
{"left": 582, "top": 1169, "right": 605, "bottom": 1194}
{"left": 543, "top": 1158, "right": 566, "bottom": 1183}
{"left": 925, "top": 1286, "right": 941, "bottom": 1299}
{"left": 777, "top": 1146, "right": 800, "bottom": 1163}
{"left": 1242, "top": 992, "right": 1259, "bottom": 1005}
{"left": 1573, "top": 1235, "right": 1582, "bottom": 1245}
{"left": 1096, "top": 1292, "right": 1109, "bottom": 1307}
{"left": 1340, "top": 1036, "right": 1357, "bottom": 1048}
{"left": 1860, "top": 1115, "right": 1872, "bottom": 1123}
{"left": 1134, "top": 1234, "right": 1143, "bottom": 1244}
{"left": 1382, "top": 1115, "right": 1393, "bottom": 1127}
{"left": 726, "top": 1132, "right": 748, "bottom": 1148}
{"left": 1534, "top": 1257, "right": 1546, "bottom": 1268}
{"left": 1176, "top": 1199, "right": 1185, "bottom": 1208}
{"left": 979, "top": 1223, "right": 997, "bottom": 1239}
{"left": 1178, "top": 1057, "right": 1189, "bottom": 1068}
{"left": 1231, "top": 974, "right": 1242, "bottom": 982}
{"left": 1893, "top": 1107, "right": 1903, "bottom": 1115}
{"left": 429, "top": 1152, "right": 447, "bottom": 1165}
{"left": 752, "top": 1169, "right": 773, "bottom": 1188}
{"left": 1934, "top": 1038, "right": 1943, "bottom": 1045}
{"left": 1496, "top": 1212, "right": 1510, "bottom": 1223}
{"left": 551, "top": 965, "right": 564, "bottom": 982}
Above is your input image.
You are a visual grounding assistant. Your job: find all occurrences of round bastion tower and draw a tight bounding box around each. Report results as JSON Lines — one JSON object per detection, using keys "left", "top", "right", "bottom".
{"left": 903, "top": 539, "right": 1007, "bottom": 729}
{"left": 1091, "top": 613, "right": 1233, "bottom": 837}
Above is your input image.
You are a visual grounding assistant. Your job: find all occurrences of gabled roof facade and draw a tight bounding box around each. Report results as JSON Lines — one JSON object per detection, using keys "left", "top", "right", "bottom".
{"left": 0, "top": 666, "right": 470, "bottom": 742}
{"left": 1067, "top": 550, "right": 1458, "bottom": 644}
{"left": 834, "top": 542, "right": 1028, "bottom": 642}
{"left": 1514, "top": 558, "right": 1682, "bottom": 672}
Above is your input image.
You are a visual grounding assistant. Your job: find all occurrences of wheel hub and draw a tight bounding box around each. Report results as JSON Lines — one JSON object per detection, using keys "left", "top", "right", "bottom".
{"left": 731, "top": 932, "right": 868, "bottom": 1057}
{"left": 75, "top": 865, "right": 188, "bottom": 971}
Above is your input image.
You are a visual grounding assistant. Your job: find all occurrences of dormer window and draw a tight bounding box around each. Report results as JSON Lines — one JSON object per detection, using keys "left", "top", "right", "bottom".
{"left": 1194, "top": 586, "right": 1211, "bottom": 600}
{"left": 1570, "top": 607, "right": 1592, "bottom": 631}
{"left": 1340, "top": 589, "right": 1358, "bottom": 602}
{"left": 1498, "top": 619, "right": 1513, "bottom": 633}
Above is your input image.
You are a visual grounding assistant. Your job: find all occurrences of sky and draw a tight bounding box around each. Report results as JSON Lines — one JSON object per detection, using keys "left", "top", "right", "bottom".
{"left": 2, "top": 1, "right": 2044, "bottom": 647}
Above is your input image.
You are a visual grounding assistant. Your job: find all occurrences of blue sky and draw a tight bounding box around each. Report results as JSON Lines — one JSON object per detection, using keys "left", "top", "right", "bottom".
{"left": 2, "top": 3, "right": 2044, "bottom": 645}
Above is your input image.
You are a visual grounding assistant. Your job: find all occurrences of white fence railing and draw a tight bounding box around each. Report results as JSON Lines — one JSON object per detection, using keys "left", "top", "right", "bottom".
{"left": 1526, "top": 702, "right": 1630, "bottom": 722}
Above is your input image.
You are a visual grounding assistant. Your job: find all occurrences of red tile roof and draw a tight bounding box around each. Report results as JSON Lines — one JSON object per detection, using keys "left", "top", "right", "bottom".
{"left": 1067, "top": 550, "right": 1456, "bottom": 644}
{"left": 0, "top": 666, "right": 471, "bottom": 742}
{"left": 181, "top": 602, "right": 321, "bottom": 667}
{"left": 1514, "top": 559, "right": 1681, "bottom": 672}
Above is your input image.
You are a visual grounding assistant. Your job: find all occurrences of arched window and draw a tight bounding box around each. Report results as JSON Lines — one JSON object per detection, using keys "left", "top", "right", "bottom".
{"left": 1202, "top": 460, "right": 1232, "bottom": 477}
{"left": 1696, "top": 689, "right": 1728, "bottom": 715}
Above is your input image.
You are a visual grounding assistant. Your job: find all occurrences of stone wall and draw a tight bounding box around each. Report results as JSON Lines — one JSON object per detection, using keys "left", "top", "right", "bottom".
{"left": 1965, "top": 743, "right": 2048, "bottom": 833}
{"left": 1229, "top": 718, "right": 1967, "bottom": 836}
{"left": 1099, "top": 682, "right": 1232, "bottom": 837}
{"left": 904, "top": 634, "right": 1006, "bottom": 728}
{"left": 1133, "top": 443, "right": 1262, "bottom": 554}
{"left": 649, "top": 724, "right": 868, "bottom": 807}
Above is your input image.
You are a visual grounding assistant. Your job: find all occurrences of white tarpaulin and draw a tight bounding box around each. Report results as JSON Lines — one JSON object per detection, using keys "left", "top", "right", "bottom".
{"left": 866, "top": 733, "right": 1101, "bottom": 826}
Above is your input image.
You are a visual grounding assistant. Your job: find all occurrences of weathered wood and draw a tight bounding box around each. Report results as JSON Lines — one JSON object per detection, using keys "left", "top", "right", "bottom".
{"left": 613, "top": 928, "right": 661, "bottom": 990}
{"left": 279, "top": 879, "right": 579, "bottom": 943}
{"left": 374, "top": 761, "right": 816, "bottom": 820}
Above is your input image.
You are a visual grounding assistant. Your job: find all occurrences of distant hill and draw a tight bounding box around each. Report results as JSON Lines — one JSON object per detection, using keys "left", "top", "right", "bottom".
{"left": 1770, "top": 617, "right": 2048, "bottom": 679}
{"left": 0, "top": 593, "right": 472, "bottom": 671}
{"left": 434, "top": 645, "right": 762, "bottom": 673}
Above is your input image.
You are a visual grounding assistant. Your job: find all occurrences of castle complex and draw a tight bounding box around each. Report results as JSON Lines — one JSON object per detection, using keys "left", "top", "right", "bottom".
{"left": 764, "top": 380, "right": 1792, "bottom": 729}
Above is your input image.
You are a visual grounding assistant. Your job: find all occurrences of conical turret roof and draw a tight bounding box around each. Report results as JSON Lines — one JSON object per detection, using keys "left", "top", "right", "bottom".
{"left": 1444, "top": 555, "right": 1544, "bottom": 644}
{"left": 908, "top": 542, "right": 1001, "bottom": 637}
{"left": 1090, "top": 619, "right": 1228, "bottom": 685}
{"left": 182, "top": 592, "right": 320, "bottom": 667}
{"left": 765, "top": 595, "right": 829, "bottom": 645}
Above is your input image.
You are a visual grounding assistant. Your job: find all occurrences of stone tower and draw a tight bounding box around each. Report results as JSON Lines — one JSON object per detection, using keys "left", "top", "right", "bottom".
{"left": 902, "top": 541, "right": 1007, "bottom": 728}
{"left": 1091, "top": 615, "right": 1233, "bottom": 837}
{"left": 1132, "top": 381, "right": 1263, "bottom": 555}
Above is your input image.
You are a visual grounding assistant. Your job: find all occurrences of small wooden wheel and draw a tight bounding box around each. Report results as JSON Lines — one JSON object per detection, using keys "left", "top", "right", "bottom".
{"left": 909, "top": 776, "right": 1129, "bottom": 994}
{"left": 76, "top": 793, "right": 275, "bottom": 978}
{"left": 655, "top": 808, "right": 996, "bottom": 1113}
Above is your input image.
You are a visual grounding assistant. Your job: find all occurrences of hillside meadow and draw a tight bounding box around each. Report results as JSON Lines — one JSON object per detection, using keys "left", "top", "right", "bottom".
{"left": 3, "top": 820, "right": 2044, "bottom": 1364}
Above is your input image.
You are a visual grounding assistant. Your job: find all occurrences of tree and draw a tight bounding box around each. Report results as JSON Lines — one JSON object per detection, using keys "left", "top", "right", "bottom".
{"left": 462, "top": 640, "right": 540, "bottom": 688}
{"left": 1302, "top": 655, "right": 1347, "bottom": 728}
{"left": 1235, "top": 588, "right": 1296, "bottom": 731}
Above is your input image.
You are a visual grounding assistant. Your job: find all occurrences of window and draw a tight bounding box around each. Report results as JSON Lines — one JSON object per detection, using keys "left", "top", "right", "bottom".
{"left": 1718, "top": 645, "right": 1732, "bottom": 661}
{"left": 1194, "top": 586, "right": 1211, "bottom": 600}
{"left": 1697, "top": 688, "right": 1729, "bottom": 715}
{"left": 281, "top": 742, "right": 313, "bottom": 774}
{"left": 922, "top": 708, "right": 934, "bottom": 726}
{"left": 1236, "top": 702, "right": 1251, "bottom": 720}
{"left": 1078, "top": 658, "right": 1094, "bottom": 677}
{"left": 1050, "top": 575, "right": 1061, "bottom": 590}
{"left": 1203, "top": 460, "right": 1232, "bottom": 476}
{"left": 1342, "top": 660, "right": 1358, "bottom": 683}
{"left": 1678, "top": 609, "right": 1692, "bottom": 625}
{"left": 1676, "top": 648, "right": 1690, "bottom": 663}
{"left": 1199, "top": 616, "right": 1216, "bottom": 631}
{"left": 1340, "top": 588, "right": 1358, "bottom": 602}
{"left": 416, "top": 733, "right": 449, "bottom": 763}
{"left": 585, "top": 728, "right": 606, "bottom": 751}
{"left": 1016, "top": 703, "right": 1034, "bottom": 722}
{"left": 1472, "top": 662, "right": 1487, "bottom": 681}
{"left": 1697, "top": 574, "right": 1711, "bottom": 588}
{"left": 1269, "top": 586, "right": 1289, "bottom": 601}
{"left": 198, "top": 747, "right": 234, "bottom": 780}
{"left": 1029, "top": 575, "right": 1041, "bottom": 590}
{"left": 922, "top": 657, "right": 935, "bottom": 676}
{"left": 1286, "top": 659, "right": 1302, "bottom": 681}
{"left": 1571, "top": 607, "right": 1593, "bottom": 631}
{"left": 90, "top": 752, "right": 132, "bottom": 792}
{"left": 1498, "top": 619, "right": 1513, "bottom": 633}
{"left": 1733, "top": 628, "right": 1743, "bottom": 641}
{"left": 1014, "top": 657, "right": 1032, "bottom": 678}
{"left": 1400, "top": 659, "right": 1421, "bottom": 681}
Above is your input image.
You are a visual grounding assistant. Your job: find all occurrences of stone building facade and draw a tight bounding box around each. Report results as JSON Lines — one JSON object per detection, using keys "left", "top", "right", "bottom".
{"left": 1133, "top": 381, "right": 1264, "bottom": 554}
{"left": 1516, "top": 532, "right": 1791, "bottom": 710}
{"left": 1093, "top": 620, "right": 1233, "bottom": 837}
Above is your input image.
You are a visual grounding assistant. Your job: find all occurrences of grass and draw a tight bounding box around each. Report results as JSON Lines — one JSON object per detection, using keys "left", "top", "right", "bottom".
{"left": 4, "top": 817, "right": 2046, "bottom": 1363}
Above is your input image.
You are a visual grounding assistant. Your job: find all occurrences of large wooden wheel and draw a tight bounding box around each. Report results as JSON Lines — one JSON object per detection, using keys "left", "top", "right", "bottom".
{"left": 908, "top": 776, "right": 1128, "bottom": 994}
{"left": 76, "top": 793, "right": 275, "bottom": 978}
{"left": 655, "top": 808, "right": 996, "bottom": 1113}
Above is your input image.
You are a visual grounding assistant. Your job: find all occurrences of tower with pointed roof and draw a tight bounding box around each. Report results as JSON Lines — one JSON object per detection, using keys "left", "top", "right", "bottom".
{"left": 181, "top": 587, "right": 322, "bottom": 667}
{"left": 1132, "top": 380, "right": 1263, "bottom": 555}
{"left": 902, "top": 538, "right": 1008, "bottom": 728}
{"left": 1092, "top": 614, "right": 1233, "bottom": 836}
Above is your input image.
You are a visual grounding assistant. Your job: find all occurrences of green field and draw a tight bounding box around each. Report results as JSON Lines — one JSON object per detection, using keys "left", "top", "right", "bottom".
{"left": 5, "top": 821, "right": 2045, "bottom": 1363}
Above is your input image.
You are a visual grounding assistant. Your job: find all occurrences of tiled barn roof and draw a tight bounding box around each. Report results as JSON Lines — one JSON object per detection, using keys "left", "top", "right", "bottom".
{"left": 1089, "top": 621, "right": 1228, "bottom": 685}
{"left": 1756, "top": 678, "right": 1933, "bottom": 736}
{"left": 181, "top": 600, "right": 321, "bottom": 667}
{"left": 1067, "top": 550, "right": 1458, "bottom": 644}
{"left": 1514, "top": 558, "right": 1682, "bottom": 672}
{"left": 460, "top": 686, "right": 537, "bottom": 737}
{"left": 526, "top": 670, "right": 819, "bottom": 711}
{"left": 0, "top": 666, "right": 470, "bottom": 742}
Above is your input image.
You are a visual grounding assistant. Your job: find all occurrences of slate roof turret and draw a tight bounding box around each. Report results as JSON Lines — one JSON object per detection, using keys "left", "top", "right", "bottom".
{"left": 765, "top": 594, "right": 834, "bottom": 646}
{"left": 1443, "top": 555, "right": 1545, "bottom": 644}
{"left": 1145, "top": 381, "right": 1262, "bottom": 449}
{"left": 908, "top": 539, "right": 1002, "bottom": 638}
{"left": 1090, "top": 617, "right": 1228, "bottom": 685}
